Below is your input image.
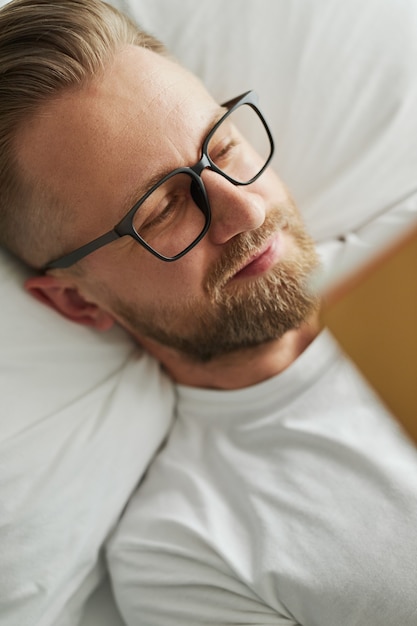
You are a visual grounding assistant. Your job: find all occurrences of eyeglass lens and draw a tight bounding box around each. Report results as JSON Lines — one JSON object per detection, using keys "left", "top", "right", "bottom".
{"left": 132, "top": 103, "right": 272, "bottom": 259}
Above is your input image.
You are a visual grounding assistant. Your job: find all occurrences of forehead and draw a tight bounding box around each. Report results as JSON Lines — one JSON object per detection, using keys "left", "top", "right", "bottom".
{"left": 15, "top": 45, "right": 219, "bottom": 235}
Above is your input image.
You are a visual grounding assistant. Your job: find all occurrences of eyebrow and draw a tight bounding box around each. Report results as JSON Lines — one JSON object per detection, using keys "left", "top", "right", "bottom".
{"left": 119, "top": 106, "right": 227, "bottom": 216}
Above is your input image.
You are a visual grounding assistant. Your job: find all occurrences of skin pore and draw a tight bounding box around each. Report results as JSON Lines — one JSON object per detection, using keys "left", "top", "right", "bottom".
{"left": 17, "top": 44, "right": 322, "bottom": 390}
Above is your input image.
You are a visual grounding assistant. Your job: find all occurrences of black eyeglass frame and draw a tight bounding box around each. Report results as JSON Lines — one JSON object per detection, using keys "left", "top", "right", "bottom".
{"left": 44, "top": 90, "right": 274, "bottom": 270}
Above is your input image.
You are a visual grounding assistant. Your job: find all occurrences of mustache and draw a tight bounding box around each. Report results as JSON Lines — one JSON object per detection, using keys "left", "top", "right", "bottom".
{"left": 204, "top": 204, "right": 296, "bottom": 293}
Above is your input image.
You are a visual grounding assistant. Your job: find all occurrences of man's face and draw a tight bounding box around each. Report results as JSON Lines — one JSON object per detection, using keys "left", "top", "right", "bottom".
{"left": 17, "top": 45, "right": 319, "bottom": 361}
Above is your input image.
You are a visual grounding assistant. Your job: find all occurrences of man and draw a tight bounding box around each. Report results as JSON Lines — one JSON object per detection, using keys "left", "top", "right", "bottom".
{"left": 1, "top": 1, "right": 417, "bottom": 625}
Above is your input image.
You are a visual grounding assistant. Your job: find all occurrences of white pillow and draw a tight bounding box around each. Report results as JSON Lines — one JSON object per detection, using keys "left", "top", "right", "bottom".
{"left": 0, "top": 245, "right": 174, "bottom": 626}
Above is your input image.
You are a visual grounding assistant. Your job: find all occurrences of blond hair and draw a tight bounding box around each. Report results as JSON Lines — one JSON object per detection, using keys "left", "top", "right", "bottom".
{"left": 0, "top": 0, "right": 166, "bottom": 268}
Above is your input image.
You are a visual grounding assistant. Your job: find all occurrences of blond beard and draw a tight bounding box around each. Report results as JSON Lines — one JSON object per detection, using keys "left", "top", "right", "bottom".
{"left": 110, "top": 203, "right": 321, "bottom": 362}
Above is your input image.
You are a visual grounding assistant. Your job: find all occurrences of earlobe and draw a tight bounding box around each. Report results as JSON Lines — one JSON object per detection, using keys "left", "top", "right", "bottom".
{"left": 24, "top": 274, "right": 115, "bottom": 331}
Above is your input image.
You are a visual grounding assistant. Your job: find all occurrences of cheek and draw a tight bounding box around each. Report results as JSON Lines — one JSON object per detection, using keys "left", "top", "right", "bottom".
{"left": 151, "top": 255, "right": 210, "bottom": 302}
{"left": 84, "top": 243, "right": 210, "bottom": 308}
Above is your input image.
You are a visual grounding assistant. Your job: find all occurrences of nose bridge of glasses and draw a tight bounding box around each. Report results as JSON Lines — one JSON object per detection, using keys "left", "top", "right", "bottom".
{"left": 191, "top": 153, "right": 211, "bottom": 177}
{"left": 188, "top": 151, "right": 238, "bottom": 214}
{"left": 189, "top": 152, "right": 238, "bottom": 196}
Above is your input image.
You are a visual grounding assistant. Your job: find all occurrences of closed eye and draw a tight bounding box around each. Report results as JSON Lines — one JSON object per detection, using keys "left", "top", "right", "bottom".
{"left": 213, "top": 139, "right": 238, "bottom": 163}
{"left": 135, "top": 189, "right": 189, "bottom": 237}
{"left": 208, "top": 122, "right": 243, "bottom": 169}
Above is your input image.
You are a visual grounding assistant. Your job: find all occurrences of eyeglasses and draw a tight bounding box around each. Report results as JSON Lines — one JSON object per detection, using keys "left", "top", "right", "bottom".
{"left": 44, "top": 90, "right": 274, "bottom": 270}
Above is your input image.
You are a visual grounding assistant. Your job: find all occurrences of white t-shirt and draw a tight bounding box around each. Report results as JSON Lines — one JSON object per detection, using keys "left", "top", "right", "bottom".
{"left": 108, "top": 331, "right": 417, "bottom": 625}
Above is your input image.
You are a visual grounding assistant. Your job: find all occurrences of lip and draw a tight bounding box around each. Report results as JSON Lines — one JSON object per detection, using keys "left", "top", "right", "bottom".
{"left": 231, "top": 232, "right": 284, "bottom": 280}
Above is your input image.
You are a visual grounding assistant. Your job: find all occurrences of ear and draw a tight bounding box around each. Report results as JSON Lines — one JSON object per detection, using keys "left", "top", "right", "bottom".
{"left": 24, "top": 274, "right": 115, "bottom": 331}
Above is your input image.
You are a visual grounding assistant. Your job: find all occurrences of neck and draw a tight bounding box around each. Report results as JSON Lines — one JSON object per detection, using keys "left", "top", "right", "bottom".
{"left": 137, "top": 312, "right": 322, "bottom": 390}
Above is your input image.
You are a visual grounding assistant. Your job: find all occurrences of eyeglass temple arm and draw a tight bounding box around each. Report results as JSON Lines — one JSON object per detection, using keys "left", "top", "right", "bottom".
{"left": 44, "top": 229, "right": 120, "bottom": 270}
{"left": 220, "top": 90, "right": 255, "bottom": 109}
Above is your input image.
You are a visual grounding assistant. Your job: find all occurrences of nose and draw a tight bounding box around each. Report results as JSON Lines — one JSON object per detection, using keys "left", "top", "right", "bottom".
{"left": 201, "top": 169, "right": 266, "bottom": 245}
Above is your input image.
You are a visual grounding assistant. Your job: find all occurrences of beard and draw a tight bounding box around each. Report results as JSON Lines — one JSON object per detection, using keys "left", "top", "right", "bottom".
{"left": 111, "top": 201, "right": 321, "bottom": 362}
